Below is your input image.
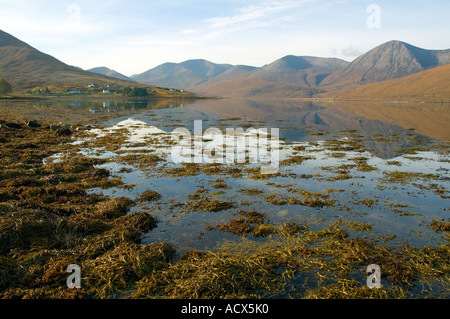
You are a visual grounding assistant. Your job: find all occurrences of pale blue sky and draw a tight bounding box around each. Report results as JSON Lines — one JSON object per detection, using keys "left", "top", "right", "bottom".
{"left": 1, "top": 0, "right": 449, "bottom": 75}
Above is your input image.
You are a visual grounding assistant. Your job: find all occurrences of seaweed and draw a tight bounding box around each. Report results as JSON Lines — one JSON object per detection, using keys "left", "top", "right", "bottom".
{"left": 138, "top": 190, "right": 162, "bottom": 202}
{"left": 83, "top": 242, "right": 175, "bottom": 298}
{"left": 132, "top": 249, "right": 284, "bottom": 299}
{"left": 184, "top": 189, "right": 235, "bottom": 213}
{"left": 280, "top": 155, "right": 314, "bottom": 166}
{"left": 428, "top": 219, "right": 450, "bottom": 232}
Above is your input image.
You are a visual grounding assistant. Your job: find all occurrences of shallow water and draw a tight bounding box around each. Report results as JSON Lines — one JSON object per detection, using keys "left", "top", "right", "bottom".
{"left": 53, "top": 98, "right": 450, "bottom": 253}
{"left": 3, "top": 97, "right": 447, "bottom": 252}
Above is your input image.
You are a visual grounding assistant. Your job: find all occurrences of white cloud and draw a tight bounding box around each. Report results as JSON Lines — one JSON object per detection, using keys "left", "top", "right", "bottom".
{"left": 203, "top": 0, "right": 313, "bottom": 36}
{"left": 341, "top": 45, "right": 363, "bottom": 57}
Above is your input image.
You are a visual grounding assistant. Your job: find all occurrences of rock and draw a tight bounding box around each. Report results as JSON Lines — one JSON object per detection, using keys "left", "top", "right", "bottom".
{"left": 5, "top": 122, "right": 22, "bottom": 129}
{"left": 49, "top": 124, "right": 62, "bottom": 131}
{"left": 76, "top": 125, "right": 94, "bottom": 131}
{"left": 50, "top": 123, "right": 71, "bottom": 131}
{"left": 91, "top": 168, "right": 110, "bottom": 178}
{"left": 27, "top": 120, "right": 42, "bottom": 128}
{"left": 16, "top": 143, "right": 38, "bottom": 149}
{"left": 56, "top": 127, "right": 72, "bottom": 136}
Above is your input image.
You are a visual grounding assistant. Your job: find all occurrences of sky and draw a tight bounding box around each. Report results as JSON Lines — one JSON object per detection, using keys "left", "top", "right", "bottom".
{"left": 1, "top": 0, "right": 450, "bottom": 76}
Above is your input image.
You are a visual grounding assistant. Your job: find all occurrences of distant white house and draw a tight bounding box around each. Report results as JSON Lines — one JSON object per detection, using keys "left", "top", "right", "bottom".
{"left": 103, "top": 89, "right": 110, "bottom": 94}
{"left": 68, "top": 90, "right": 81, "bottom": 94}
{"left": 88, "top": 83, "right": 99, "bottom": 88}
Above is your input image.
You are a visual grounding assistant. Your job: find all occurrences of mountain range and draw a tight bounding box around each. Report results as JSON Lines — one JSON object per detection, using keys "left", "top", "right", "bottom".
{"left": 132, "top": 55, "right": 349, "bottom": 98}
{"left": 1, "top": 27, "right": 449, "bottom": 101}
{"left": 130, "top": 40, "right": 450, "bottom": 100}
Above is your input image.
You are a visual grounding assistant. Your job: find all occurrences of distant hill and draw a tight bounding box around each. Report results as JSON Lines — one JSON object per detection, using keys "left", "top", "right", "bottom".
{"left": 202, "top": 65, "right": 259, "bottom": 85}
{"left": 87, "top": 67, "right": 134, "bottom": 82}
{"left": 134, "top": 55, "right": 349, "bottom": 98}
{"left": 132, "top": 59, "right": 233, "bottom": 89}
{"left": 321, "top": 63, "right": 450, "bottom": 102}
{"left": 320, "top": 40, "right": 450, "bottom": 90}
{"left": 193, "top": 55, "right": 348, "bottom": 98}
{"left": 0, "top": 29, "right": 184, "bottom": 96}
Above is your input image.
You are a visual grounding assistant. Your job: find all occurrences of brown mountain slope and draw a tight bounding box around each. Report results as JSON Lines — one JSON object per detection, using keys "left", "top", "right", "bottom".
{"left": 0, "top": 77, "right": 12, "bottom": 95}
{"left": 321, "top": 64, "right": 450, "bottom": 102}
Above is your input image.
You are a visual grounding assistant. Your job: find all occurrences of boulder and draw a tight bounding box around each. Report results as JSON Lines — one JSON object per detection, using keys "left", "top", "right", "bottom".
{"left": 49, "top": 124, "right": 62, "bottom": 131}
{"left": 56, "top": 127, "right": 72, "bottom": 136}
{"left": 76, "top": 125, "right": 94, "bottom": 131}
{"left": 5, "top": 122, "right": 22, "bottom": 129}
{"left": 27, "top": 121, "right": 42, "bottom": 128}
